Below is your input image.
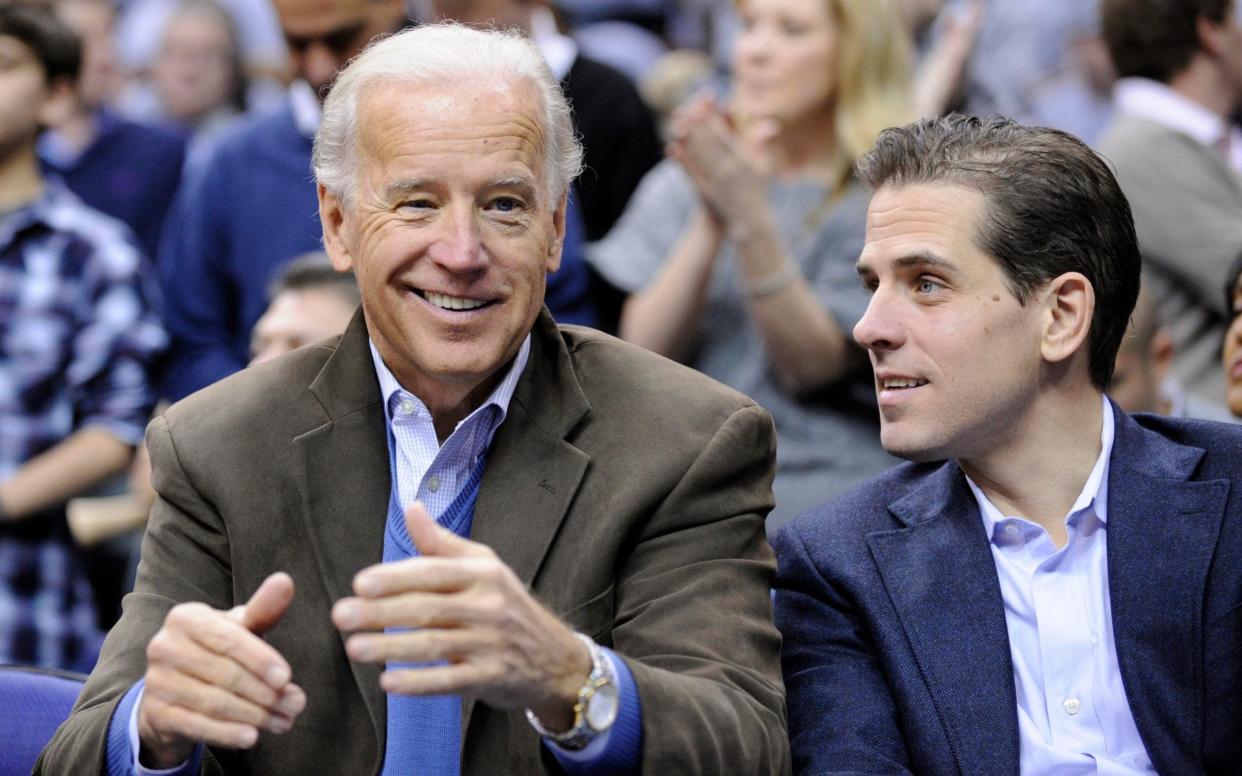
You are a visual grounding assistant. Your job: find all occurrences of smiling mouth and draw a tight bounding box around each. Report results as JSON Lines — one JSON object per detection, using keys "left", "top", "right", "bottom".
{"left": 412, "top": 288, "right": 493, "bottom": 312}
{"left": 880, "top": 378, "right": 928, "bottom": 390}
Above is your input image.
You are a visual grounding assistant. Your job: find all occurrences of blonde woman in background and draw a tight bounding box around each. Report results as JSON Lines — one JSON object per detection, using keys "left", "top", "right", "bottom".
{"left": 590, "top": 0, "right": 912, "bottom": 530}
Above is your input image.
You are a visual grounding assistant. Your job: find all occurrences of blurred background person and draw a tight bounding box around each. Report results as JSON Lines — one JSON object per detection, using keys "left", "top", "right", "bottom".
{"left": 157, "top": 0, "right": 407, "bottom": 402}
{"left": 249, "top": 252, "right": 360, "bottom": 364}
{"left": 38, "top": 0, "right": 186, "bottom": 261}
{"left": 0, "top": 2, "right": 166, "bottom": 671}
{"left": 1096, "top": 0, "right": 1242, "bottom": 408}
{"left": 1109, "top": 283, "right": 1235, "bottom": 420}
{"left": 114, "top": 0, "right": 287, "bottom": 110}
{"left": 118, "top": 0, "right": 248, "bottom": 170}
{"left": 591, "top": 0, "right": 911, "bottom": 530}
{"left": 1226, "top": 253, "right": 1242, "bottom": 418}
{"left": 68, "top": 253, "right": 360, "bottom": 617}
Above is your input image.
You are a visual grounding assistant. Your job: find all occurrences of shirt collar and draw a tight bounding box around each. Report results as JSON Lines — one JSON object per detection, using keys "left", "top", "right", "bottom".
{"left": 1113, "top": 77, "right": 1234, "bottom": 150}
{"left": 0, "top": 176, "right": 75, "bottom": 249}
{"left": 368, "top": 334, "right": 531, "bottom": 434}
{"left": 968, "top": 394, "right": 1115, "bottom": 541}
{"left": 530, "top": 6, "right": 577, "bottom": 81}
{"left": 289, "top": 80, "right": 322, "bottom": 139}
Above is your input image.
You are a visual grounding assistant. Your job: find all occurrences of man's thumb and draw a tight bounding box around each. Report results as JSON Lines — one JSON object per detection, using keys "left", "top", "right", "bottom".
{"left": 406, "top": 502, "right": 482, "bottom": 558}
{"left": 242, "top": 571, "right": 295, "bottom": 635}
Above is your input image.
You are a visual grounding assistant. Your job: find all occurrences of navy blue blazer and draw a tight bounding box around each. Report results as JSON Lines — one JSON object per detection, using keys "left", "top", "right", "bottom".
{"left": 774, "top": 403, "right": 1242, "bottom": 775}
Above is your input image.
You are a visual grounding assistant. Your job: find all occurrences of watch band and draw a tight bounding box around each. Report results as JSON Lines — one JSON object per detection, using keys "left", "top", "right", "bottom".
{"left": 525, "top": 633, "right": 618, "bottom": 751}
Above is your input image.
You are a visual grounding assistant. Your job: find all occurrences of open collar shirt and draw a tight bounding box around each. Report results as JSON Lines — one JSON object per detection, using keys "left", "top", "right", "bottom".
{"left": 966, "top": 397, "right": 1155, "bottom": 774}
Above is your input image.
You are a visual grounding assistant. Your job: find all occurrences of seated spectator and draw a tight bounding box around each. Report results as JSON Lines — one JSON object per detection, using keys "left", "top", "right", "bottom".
{"left": 1226, "top": 253, "right": 1242, "bottom": 418}
{"left": 249, "top": 252, "right": 360, "bottom": 364}
{"left": 0, "top": 3, "right": 166, "bottom": 672}
{"left": 66, "top": 252, "right": 361, "bottom": 607}
{"left": 776, "top": 113, "right": 1242, "bottom": 775}
{"left": 1097, "top": 0, "right": 1242, "bottom": 405}
{"left": 120, "top": 0, "right": 248, "bottom": 171}
{"left": 591, "top": 0, "right": 911, "bottom": 529}
{"left": 1110, "top": 283, "right": 1236, "bottom": 420}
{"left": 38, "top": 0, "right": 186, "bottom": 261}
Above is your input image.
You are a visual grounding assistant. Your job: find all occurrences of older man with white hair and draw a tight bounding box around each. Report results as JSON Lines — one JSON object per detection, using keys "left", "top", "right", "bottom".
{"left": 37, "top": 23, "right": 788, "bottom": 776}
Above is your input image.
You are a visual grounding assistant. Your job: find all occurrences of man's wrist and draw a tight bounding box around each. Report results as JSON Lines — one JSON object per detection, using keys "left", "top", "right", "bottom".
{"left": 526, "top": 634, "right": 619, "bottom": 751}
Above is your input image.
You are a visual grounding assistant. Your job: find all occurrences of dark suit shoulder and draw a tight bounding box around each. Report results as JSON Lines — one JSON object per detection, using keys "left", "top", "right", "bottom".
{"left": 775, "top": 460, "right": 948, "bottom": 564}
{"left": 1128, "top": 411, "right": 1242, "bottom": 480}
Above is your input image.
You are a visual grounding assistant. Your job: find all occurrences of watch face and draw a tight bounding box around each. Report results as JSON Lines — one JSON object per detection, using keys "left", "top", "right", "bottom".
{"left": 586, "top": 682, "right": 620, "bottom": 731}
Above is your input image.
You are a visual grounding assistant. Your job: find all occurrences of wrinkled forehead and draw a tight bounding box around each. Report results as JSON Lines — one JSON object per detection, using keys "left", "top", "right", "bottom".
{"left": 354, "top": 75, "right": 548, "bottom": 173}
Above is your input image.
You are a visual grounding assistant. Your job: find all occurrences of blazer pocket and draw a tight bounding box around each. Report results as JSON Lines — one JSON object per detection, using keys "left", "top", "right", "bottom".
{"left": 559, "top": 583, "right": 615, "bottom": 642}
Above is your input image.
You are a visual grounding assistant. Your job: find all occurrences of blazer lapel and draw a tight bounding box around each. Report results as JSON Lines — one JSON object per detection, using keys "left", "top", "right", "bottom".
{"left": 464, "top": 311, "right": 590, "bottom": 734}
{"left": 1106, "top": 407, "right": 1229, "bottom": 774}
{"left": 866, "top": 463, "right": 1020, "bottom": 776}
{"left": 294, "top": 311, "right": 389, "bottom": 766}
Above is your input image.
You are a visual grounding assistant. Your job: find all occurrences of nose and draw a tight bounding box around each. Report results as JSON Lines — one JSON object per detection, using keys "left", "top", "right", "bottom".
{"left": 852, "top": 290, "right": 905, "bottom": 353}
{"left": 427, "top": 207, "right": 487, "bottom": 274}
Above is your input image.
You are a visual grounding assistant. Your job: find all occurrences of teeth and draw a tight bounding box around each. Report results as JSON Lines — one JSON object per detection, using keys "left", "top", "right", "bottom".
{"left": 425, "top": 291, "right": 486, "bottom": 311}
{"left": 882, "top": 378, "right": 927, "bottom": 389}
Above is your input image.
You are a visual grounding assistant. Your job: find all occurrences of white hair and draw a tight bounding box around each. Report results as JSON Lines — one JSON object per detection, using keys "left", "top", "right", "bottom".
{"left": 313, "top": 23, "right": 583, "bottom": 208}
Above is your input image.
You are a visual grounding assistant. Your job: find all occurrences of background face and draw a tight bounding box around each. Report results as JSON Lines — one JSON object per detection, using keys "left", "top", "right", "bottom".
{"left": 325, "top": 78, "right": 564, "bottom": 403}
{"left": 250, "top": 287, "right": 357, "bottom": 365}
{"left": 1225, "top": 274, "right": 1242, "bottom": 417}
{"left": 853, "top": 184, "right": 1046, "bottom": 463}
{"left": 732, "top": 0, "right": 837, "bottom": 126}
{"left": 153, "top": 8, "right": 236, "bottom": 122}
{"left": 0, "top": 35, "right": 50, "bottom": 156}
{"left": 272, "top": 0, "right": 401, "bottom": 98}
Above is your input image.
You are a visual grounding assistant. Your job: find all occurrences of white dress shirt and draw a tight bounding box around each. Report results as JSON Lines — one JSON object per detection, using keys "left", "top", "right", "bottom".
{"left": 965, "top": 397, "right": 1155, "bottom": 774}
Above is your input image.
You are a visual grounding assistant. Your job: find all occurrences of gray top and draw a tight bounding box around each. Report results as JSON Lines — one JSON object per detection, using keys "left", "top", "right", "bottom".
{"left": 590, "top": 160, "right": 896, "bottom": 529}
{"left": 1097, "top": 114, "right": 1242, "bottom": 403}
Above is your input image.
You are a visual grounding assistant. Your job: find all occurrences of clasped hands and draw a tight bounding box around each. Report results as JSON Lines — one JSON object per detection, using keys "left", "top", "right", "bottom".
{"left": 136, "top": 503, "right": 590, "bottom": 768}
{"left": 667, "top": 91, "right": 777, "bottom": 229}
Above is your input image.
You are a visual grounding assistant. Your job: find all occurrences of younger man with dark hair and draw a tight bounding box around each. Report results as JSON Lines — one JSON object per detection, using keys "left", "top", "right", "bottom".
{"left": 0, "top": 3, "right": 166, "bottom": 671}
{"left": 776, "top": 114, "right": 1242, "bottom": 774}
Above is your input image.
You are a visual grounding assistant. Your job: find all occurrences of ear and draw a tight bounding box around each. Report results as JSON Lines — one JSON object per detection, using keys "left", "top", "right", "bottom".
{"left": 37, "top": 76, "right": 77, "bottom": 129}
{"left": 545, "top": 190, "right": 567, "bottom": 274}
{"left": 1039, "top": 272, "right": 1094, "bottom": 368}
{"left": 1196, "top": 13, "right": 1228, "bottom": 58}
{"left": 318, "top": 183, "right": 356, "bottom": 273}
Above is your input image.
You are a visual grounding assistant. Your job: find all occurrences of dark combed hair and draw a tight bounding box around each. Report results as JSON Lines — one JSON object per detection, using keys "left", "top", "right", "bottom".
{"left": 1100, "top": 0, "right": 1231, "bottom": 83}
{"left": 267, "top": 252, "right": 361, "bottom": 307}
{"left": 0, "top": 2, "right": 80, "bottom": 84}
{"left": 855, "top": 113, "right": 1141, "bottom": 389}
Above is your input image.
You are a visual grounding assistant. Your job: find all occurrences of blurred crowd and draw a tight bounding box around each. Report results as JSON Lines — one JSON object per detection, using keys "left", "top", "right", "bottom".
{"left": 1, "top": 0, "right": 1240, "bottom": 674}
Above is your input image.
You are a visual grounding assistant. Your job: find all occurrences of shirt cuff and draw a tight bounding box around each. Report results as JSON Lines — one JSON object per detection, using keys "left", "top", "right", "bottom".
{"left": 546, "top": 647, "right": 643, "bottom": 774}
{"left": 106, "top": 679, "right": 203, "bottom": 776}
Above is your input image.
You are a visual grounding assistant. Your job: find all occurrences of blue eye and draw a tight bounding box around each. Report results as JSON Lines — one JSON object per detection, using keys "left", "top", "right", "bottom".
{"left": 492, "top": 197, "right": 521, "bottom": 213}
{"left": 916, "top": 278, "right": 943, "bottom": 294}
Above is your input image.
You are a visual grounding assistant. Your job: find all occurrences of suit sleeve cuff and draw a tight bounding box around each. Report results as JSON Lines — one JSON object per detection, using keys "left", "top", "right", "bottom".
{"left": 545, "top": 647, "right": 643, "bottom": 774}
{"left": 106, "top": 679, "right": 203, "bottom": 776}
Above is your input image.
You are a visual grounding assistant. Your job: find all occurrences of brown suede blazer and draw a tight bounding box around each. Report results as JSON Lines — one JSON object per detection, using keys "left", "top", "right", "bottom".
{"left": 37, "top": 311, "right": 790, "bottom": 775}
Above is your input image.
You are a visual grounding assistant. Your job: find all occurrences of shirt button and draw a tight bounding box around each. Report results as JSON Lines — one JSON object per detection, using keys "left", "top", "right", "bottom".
{"left": 427, "top": 475, "right": 440, "bottom": 493}
{"left": 1004, "top": 523, "right": 1020, "bottom": 536}
{"left": 1063, "top": 697, "right": 1081, "bottom": 715}
{"left": 399, "top": 399, "right": 415, "bottom": 415}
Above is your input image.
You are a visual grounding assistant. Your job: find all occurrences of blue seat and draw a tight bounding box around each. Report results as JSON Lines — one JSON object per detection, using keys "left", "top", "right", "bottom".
{"left": 0, "top": 664, "right": 86, "bottom": 776}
